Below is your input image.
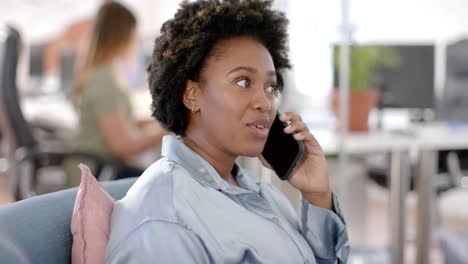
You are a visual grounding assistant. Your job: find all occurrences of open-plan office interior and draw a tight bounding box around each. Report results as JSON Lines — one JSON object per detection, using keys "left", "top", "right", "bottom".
{"left": 0, "top": 0, "right": 468, "bottom": 263}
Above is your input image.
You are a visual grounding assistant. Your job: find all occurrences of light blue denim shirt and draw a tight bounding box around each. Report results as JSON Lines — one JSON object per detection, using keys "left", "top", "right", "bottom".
{"left": 105, "top": 135, "right": 350, "bottom": 263}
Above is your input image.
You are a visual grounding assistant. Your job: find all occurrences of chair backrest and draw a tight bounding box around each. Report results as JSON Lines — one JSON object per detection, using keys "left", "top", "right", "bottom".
{"left": 0, "top": 25, "right": 36, "bottom": 153}
{"left": 59, "top": 50, "right": 77, "bottom": 94}
{"left": 0, "top": 177, "right": 136, "bottom": 264}
{"left": 28, "top": 43, "right": 46, "bottom": 77}
{"left": 437, "top": 39, "right": 468, "bottom": 122}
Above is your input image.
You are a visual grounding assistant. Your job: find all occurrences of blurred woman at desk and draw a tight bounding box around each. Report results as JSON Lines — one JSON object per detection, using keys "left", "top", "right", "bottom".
{"left": 65, "top": 2, "right": 168, "bottom": 187}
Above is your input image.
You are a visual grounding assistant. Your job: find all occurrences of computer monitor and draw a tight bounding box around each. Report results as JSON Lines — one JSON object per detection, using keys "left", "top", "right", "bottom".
{"left": 29, "top": 43, "right": 46, "bottom": 77}
{"left": 59, "top": 50, "right": 77, "bottom": 93}
{"left": 333, "top": 44, "right": 435, "bottom": 109}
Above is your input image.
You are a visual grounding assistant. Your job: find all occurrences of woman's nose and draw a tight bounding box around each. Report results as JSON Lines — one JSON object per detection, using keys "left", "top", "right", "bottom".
{"left": 252, "top": 87, "right": 272, "bottom": 112}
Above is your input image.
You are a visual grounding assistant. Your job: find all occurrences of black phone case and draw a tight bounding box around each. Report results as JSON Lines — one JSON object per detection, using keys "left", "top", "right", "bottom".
{"left": 263, "top": 113, "right": 305, "bottom": 181}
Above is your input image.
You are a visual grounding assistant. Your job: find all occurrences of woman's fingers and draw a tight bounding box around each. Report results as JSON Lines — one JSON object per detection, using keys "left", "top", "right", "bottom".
{"left": 283, "top": 122, "right": 307, "bottom": 134}
{"left": 279, "top": 112, "right": 302, "bottom": 124}
{"left": 292, "top": 131, "right": 312, "bottom": 141}
{"left": 280, "top": 112, "right": 324, "bottom": 156}
{"left": 281, "top": 112, "right": 308, "bottom": 136}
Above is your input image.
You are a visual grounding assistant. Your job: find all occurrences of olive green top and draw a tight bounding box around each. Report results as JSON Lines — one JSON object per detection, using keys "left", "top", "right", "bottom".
{"left": 74, "top": 65, "right": 134, "bottom": 156}
{"left": 65, "top": 64, "right": 137, "bottom": 187}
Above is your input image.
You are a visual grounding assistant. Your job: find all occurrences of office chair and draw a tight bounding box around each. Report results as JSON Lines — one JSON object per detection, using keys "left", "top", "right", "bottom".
{"left": 59, "top": 50, "right": 77, "bottom": 95}
{"left": 28, "top": 43, "right": 46, "bottom": 77}
{"left": 367, "top": 156, "right": 458, "bottom": 195}
{"left": 436, "top": 38, "right": 468, "bottom": 184}
{"left": 0, "top": 25, "right": 122, "bottom": 201}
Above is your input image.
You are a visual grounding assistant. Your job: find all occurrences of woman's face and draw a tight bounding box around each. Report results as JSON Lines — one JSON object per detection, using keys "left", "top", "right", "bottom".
{"left": 190, "top": 37, "right": 279, "bottom": 157}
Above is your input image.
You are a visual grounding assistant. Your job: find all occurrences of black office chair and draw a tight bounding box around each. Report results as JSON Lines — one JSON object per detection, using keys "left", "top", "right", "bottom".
{"left": 0, "top": 25, "right": 122, "bottom": 201}
{"left": 436, "top": 39, "right": 468, "bottom": 184}
{"left": 367, "top": 156, "right": 458, "bottom": 195}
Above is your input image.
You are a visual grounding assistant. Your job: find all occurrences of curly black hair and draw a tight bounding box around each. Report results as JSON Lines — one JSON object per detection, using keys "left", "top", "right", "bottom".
{"left": 148, "top": 0, "right": 291, "bottom": 135}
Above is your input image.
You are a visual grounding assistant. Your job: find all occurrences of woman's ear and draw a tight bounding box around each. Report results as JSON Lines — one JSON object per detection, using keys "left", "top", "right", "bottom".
{"left": 183, "top": 80, "right": 200, "bottom": 113}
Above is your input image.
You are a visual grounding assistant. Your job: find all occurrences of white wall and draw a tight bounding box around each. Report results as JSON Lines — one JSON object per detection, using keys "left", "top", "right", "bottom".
{"left": 121, "top": 0, "right": 180, "bottom": 39}
{"left": 0, "top": 0, "right": 99, "bottom": 43}
{"left": 350, "top": 0, "right": 468, "bottom": 42}
{"left": 0, "top": 0, "right": 180, "bottom": 43}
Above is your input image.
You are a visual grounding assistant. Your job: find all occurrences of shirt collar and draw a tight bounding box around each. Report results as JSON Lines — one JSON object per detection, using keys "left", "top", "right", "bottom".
{"left": 161, "top": 135, "right": 261, "bottom": 194}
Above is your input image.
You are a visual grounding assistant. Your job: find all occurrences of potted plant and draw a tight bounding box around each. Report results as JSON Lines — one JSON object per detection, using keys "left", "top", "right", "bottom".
{"left": 332, "top": 45, "right": 400, "bottom": 132}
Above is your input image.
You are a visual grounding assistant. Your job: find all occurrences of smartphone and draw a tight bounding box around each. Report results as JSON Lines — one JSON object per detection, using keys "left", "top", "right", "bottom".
{"left": 261, "top": 112, "right": 304, "bottom": 181}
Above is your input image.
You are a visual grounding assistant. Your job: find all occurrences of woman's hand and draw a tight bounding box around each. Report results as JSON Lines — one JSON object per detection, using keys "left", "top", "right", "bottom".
{"left": 280, "top": 112, "right": 332, "bottom": 210}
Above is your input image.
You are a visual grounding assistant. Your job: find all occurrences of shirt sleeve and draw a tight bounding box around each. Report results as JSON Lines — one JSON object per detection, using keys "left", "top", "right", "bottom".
{"left": 300, "top": 193, "right": 350, "bottom": 263}
{"left": 105, "top": 220, "right": 215, "bottom": 264}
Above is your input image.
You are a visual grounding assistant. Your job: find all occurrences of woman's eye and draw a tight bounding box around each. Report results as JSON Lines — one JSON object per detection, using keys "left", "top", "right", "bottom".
{"left": 266, "top": 85, "right": 278, "bottom": 95}
{"left": 236, "top": 79, "right": 249, "bottom": 88}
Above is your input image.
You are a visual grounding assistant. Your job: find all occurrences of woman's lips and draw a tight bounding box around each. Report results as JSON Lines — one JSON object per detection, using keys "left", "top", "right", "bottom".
{"left": 246, "top": 119, "right": 270, "bottom": 139}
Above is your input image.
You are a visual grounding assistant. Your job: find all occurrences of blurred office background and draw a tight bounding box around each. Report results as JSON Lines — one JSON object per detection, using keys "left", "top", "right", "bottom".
{"left": 1, "top": 0, "right": 468, "bottom": 263}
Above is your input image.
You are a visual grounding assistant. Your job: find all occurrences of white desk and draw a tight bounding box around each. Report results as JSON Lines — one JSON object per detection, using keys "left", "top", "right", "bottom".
{"left": 21, "top": 88, "right": 153, "bottom": 139}
{"left": 314, "top": 123, "right": 468, "bottom": 264}
{"left": 411, "top": 123, "right": 468, "bottom": 264}
{"left": 312, "top": 128, "right": 413, "bottom": 264}
{"left": 313, "top": 129, "right": 412, "bottom": 155}
{"left": 21, "top": 93, "right": 77, "bottom": 138}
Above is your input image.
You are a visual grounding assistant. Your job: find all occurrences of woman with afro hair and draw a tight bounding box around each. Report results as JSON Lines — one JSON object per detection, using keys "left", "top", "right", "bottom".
{"left": 106, "top": 1, "right": 350, "bottom": 263}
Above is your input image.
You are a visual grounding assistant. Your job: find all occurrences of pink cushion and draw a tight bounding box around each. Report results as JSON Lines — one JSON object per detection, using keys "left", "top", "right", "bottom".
{"left": 71, "top": 164, "right": 115, "bottom": 264}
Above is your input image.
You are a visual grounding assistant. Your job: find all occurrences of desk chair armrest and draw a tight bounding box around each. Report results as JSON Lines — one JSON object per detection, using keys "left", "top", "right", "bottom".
{"left": 12, "top": 146, "right": 122, "bottom": 200}
{"left": 447, "top": 151, "right": 466, "bottom": 187}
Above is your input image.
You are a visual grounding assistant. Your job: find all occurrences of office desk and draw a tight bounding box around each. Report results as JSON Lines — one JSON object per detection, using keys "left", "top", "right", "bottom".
{"left": 312, "top": 129, "right": 413, "bottom": 264}
{"left": 21, "top": 88, "right": 153, "bottom": 139}
{"left": 315, "top": 123, "right": 468, "bottom": 264}
{"left": 411, "top": 123, "right": 468, "bottom": 264}
{"left": 21, "top": 93, "right": 77, "bottom": 138}
{"left": 312, "top": 129, "right": 412, "bottom": 155}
